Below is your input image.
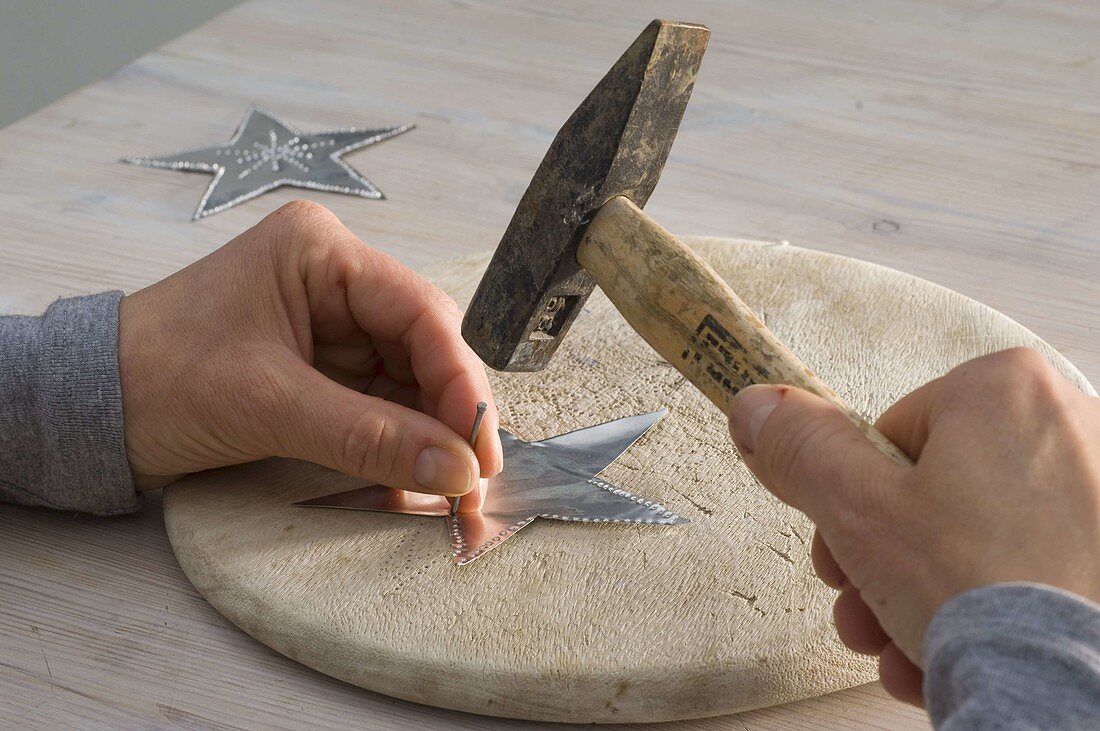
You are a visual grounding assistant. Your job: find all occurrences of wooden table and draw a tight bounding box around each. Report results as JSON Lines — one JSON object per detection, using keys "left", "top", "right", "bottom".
{"left": 1, "top": 1, "right": 1096, "bottom": 728}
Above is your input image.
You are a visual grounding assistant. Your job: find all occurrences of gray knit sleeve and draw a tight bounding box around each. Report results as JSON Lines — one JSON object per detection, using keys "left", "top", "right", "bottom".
{"left": 924, "top": 583, "right": 1100, "bottom": 730}
{"left": 0, "top": 291, "right": 140, "bottom": 515}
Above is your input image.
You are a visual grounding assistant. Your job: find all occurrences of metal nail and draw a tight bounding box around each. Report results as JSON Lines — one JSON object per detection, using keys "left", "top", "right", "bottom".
{"left": 450, "top": 402, "right": 488, "bottom": 516}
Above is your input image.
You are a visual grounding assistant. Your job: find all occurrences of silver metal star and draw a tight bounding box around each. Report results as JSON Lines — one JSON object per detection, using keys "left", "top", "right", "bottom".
{"left": 124, "top": 105, "right": 413, "bottom": 219}
{"left": 295, "top": 411, "right": 688, "bottom": 565}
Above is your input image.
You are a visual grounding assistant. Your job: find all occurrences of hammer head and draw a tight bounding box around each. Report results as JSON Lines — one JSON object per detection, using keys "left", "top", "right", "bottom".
{"left": 462, "top": 20, "right": 709, "bottom": 371}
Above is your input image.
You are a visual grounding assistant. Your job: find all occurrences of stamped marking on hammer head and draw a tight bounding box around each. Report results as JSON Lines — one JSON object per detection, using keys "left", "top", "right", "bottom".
{"left": 461, "top": 20, "right": 710, "bottom": 371}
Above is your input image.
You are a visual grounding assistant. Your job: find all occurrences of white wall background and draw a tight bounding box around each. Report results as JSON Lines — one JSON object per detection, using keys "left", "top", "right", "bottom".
{"left": 0, "top": 0, "right": 241, "bottom": 129}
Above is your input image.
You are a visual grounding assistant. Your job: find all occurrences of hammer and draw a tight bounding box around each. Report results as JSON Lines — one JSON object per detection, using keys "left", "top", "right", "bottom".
{"left": 462, "top": 20, "right": 909, "bottom": 465}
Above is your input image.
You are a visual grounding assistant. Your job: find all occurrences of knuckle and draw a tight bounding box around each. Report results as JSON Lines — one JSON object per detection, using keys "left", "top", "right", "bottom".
{"left": 1003, "top": 348, "right": 1066, "bottom": 403}
{"left": 274, "top": 198, "right": 336, "bottom": 225}
{"left": 263, "top": 200, "right": 340, "bottom": 247}
{"left": 263, "top": 200, "right": 367, "bottom": 278}
{"left": 343, "top": 411, "right": 405, "bottom": 482}
{"left": 987, "top": 347, "right": 1056, "bottom": 388}
{"left": 946, "top": 347, "right": 1063, "bottom": 412}
{"left": 399, "top": 276, "right": 465, "bottom": 335}
{"left": 1011, "top": 349, "right": 1064, "bottom": 396}
{"left": 985, "top": 347, "right": 1054, "bottom": 386}
{"left": 427, "top": 286, "right": 463, "bottom": 322}
{"left": 996, "top": 345, "right": 1048, "bottom": 370}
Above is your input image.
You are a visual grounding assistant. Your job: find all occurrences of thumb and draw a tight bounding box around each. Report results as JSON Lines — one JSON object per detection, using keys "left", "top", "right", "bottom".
{"left": 275, "top": 365, "right": 479, "bottom": 499}
{"left": 728, "top": 385, "right": 903, "bottom": 523}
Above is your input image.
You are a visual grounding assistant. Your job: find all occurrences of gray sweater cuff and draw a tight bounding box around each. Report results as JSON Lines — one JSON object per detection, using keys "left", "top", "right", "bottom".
{"left": 0, "top": 291, "right": 140, "bottom": 515}
{"left": 924, "top": 583, "right": 1100, "bottom": 730}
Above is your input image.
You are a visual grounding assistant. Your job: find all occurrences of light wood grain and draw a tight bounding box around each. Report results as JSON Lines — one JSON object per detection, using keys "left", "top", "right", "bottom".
{"left": 1, "top": 0, "right": 1097, "bottom": 728}
{"left": 165, "top": 238, "right": 1090, "bottom": 723}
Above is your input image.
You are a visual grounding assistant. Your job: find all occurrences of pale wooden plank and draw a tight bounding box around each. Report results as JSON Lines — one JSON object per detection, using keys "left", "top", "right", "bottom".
{"left": 0, "top": 0, "right": 1095, "bottom": 727}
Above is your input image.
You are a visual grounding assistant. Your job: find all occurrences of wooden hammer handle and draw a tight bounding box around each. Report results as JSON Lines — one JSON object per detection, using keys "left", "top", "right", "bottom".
{"left": 578, "top": 196, "right": 911, "bottom": 466}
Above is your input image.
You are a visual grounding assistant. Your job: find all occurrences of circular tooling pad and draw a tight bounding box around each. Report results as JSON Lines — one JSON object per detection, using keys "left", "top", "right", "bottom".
{"left": 163, "top": 238, "right": 1094, "bottom": 723}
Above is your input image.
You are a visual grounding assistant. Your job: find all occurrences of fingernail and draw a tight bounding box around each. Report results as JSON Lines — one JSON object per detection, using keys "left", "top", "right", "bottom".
{"left": 729, "top": 385, "right": 785, "bottom": 454}
{"left": 414, "top": 447, "right": 473, "bottom": 496}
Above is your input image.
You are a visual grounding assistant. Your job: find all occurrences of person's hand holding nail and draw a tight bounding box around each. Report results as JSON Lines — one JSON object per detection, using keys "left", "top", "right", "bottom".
{"left": 118, "top": 200, "right": 503, "bottom": 510}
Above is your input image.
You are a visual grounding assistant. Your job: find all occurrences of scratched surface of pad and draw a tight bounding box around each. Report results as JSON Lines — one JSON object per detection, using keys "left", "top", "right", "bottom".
{"left": 162, "top": 238, "right": 1095, "bottom": 723}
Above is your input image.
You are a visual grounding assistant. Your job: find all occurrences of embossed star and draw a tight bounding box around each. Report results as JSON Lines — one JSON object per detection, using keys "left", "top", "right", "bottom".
{"left": 295, "top": 411, "right": 688, "bottom": 565}
{"left": 125, "top": 106, "right": 413, "bottom": 219}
